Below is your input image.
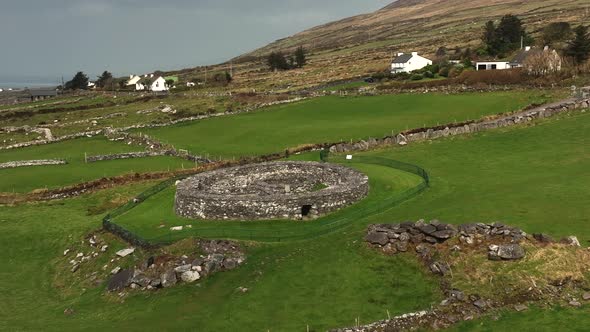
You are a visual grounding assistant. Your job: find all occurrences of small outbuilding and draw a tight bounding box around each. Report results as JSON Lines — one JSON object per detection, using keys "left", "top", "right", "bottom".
{"left": 28, "top": 89, "right": 58, "bottom": 101}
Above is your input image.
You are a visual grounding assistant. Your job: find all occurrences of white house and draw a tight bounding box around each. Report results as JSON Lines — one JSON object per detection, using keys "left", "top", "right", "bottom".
{"left": 138, "top": 75, "right": 168, "bottom": 92}
{"left": 476, "top": 46, "right": 562, "bottom": 73}
{"left": 476, "top": 61, "right": 511, "bottom": 71}
{"left": 126, "top": 75, "right": 143, "bottom": 90}
{"left": 391, "top": 52, "right": 432, "bottom": 73}
{"left": 126, "top": 74, "right": 168, "bottom": 91}
{"left": 87, "top": 82, "right": 96, "bottom": 89}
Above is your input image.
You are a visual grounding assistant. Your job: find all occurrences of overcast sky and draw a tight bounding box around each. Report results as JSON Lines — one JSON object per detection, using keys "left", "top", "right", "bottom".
{"left": 0, "top": 0, "right": 392, "bottom": 83}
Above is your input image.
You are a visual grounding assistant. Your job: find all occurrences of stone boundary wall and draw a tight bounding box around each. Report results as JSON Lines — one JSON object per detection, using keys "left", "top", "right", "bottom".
{"left": 0, "top": 97, "right": 306, "bottom": 151}
{"left": 0, "top": 159, "right": 67, "bottom": 169}
{"left": 175, "top": 161, "right": 369, "bottom": 221}
{"left": 328, "top": 98, "right": 590, "bottom": 154}
{"left": 85, "top": 149, "right": 211, "bottom": 164}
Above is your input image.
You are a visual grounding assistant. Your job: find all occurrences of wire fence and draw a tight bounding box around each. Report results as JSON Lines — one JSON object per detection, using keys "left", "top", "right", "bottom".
{"left": 103, "top": 152, "right": 430, "bottom": 246}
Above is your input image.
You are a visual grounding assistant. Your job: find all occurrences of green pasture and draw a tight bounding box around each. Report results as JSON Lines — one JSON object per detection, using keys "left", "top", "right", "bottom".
{"left": 139, "top": 91, "right": 556, "bottom": 158}
{"left": 0, "top": 97, "right": 588, "bottom": 331}
{"left": 0, "top": 137, "right": 187, "bottom": 192}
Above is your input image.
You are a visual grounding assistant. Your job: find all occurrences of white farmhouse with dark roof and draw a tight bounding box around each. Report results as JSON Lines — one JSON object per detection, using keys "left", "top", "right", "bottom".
{"left": 391, "top": 52, "right": 432, "bottom": 73}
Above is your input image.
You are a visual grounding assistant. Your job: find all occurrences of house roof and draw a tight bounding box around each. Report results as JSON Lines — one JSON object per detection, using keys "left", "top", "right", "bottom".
{"left": 392, "top": 54, "right": 413, "bottom": 64}
{"left": 29, "top": 89, "right": 57, "bottom": 97}
{"left": 510, "top": 48, "right": 543, "bottom": 65}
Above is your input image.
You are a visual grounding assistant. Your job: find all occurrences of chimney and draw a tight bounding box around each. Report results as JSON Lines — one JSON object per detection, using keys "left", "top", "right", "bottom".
{"left": 412, "top": 52, "right": 418, "bottom": 56}
{"left": 397, "top": 52, "right": 404, "bottom": 56}
{"left": 525, "top": 46, "right": 531, "bottom": 51}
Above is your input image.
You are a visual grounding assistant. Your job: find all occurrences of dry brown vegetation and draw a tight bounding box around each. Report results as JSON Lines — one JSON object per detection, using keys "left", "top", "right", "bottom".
{"left": 173, "top": 0, "right": 589, "bottom": 92}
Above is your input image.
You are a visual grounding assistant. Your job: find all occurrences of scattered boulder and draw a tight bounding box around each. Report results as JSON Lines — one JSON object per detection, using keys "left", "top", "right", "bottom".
{"left": 107, "top": 269, "right": 134, "bottom": 291}
{"left": 180, "top": 271, "right": 201, "bottom": 283}
{"left": 497, "top": 244, "right": 525, "bottom": 260}
{"left": 174, "top": 264, "right": 192, "bottom": 274}
{"left": 160, "top": 270, "right": 177, "bottom": 288}
{"left": 514, "top": 304, "right": 528, "bottom": 312}
{"left": 533, "top": 233, "right": 553, "bottom": 243}
{"left": 473, "top": 299, "right": 487, "bottom": 310}
{"left": 365, "top": 231, "right": 389, "bottom": 246}
{"left": 111, "top": 266, "right": 121, "bottom": 275}
{"left": 562, "top": 236, "right": 581, "bottom": 247}
{"left": 430, "top": 261, "right": 450, "bottom": 276}
{"left": 569, "top": 300, "right": 582, "bottom": 307}
{"left": 489, "top": 244, "right": 525, "bottom": 261}
{"left": 115, "top": 248, "right": 135, "bottom": 257}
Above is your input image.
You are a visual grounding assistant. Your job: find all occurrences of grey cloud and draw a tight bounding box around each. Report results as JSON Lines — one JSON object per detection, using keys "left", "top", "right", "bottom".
{"left": 0, "top": 0, "right": 392, "bottom": 81}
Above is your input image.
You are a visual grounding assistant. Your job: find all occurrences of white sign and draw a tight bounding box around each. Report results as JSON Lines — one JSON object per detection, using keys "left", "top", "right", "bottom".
{"left": 346, "top": 155, "right": 353, "bottom": 160}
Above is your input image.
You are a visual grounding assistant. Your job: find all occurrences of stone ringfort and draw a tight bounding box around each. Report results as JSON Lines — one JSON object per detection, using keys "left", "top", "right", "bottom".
{"left": 174, "top": 161, "right": 369, "bottom": 220}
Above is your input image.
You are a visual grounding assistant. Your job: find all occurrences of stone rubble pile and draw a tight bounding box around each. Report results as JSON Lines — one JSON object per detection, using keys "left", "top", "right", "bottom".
{"left": 106, "top": 239, "right": 246, "bottom": 292}
{"left": 366, "top": 220, "right": 528, "bottom": 261}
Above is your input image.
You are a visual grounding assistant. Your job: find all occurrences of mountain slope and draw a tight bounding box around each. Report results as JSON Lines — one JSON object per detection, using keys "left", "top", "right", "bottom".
{"left": 175, "top": 0, "right": 589, "bottom": 92}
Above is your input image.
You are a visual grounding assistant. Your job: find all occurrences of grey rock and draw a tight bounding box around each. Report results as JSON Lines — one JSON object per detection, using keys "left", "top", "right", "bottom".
{"left": 533, "top": 233, "right": 553, "bottom": 243}
{"left": 115, "top": 248, "right": 135, "bottom": 257}
{"left": 174, "top": 264, "right": 192, "bottom": 273}
{"left": 150, "top": 278, "right": 162, "bottom": 288}
{"left": 583, "top": 293, "right": 590, "bottom": 301}
{"left": 160, "top": 270, "right": 177, "bottom": 288}
{"left": 222, "top": 258, "right": 238, "bottom": 270}
{"left": 365, "top": 232, "right": 389, "bottom": 246}
{"left": 473, "top": 299, "right": 487, "bottom": 310}
{"left": 569, "top": 300, "right": 582, "bottom": 307}
{"left": 430, "top": 261, "right": 450, "bottom": 276}
{"left": 180, "top": 271, "right": 200, "bottom": 283}
{"left": 497, "top": 244, "right": 525, "bottom": 260}
{"left": 514, "top": 304, "right": 528, "bottom": 312}
{"left": 107, "top": 269, "right": 134, "bottom": 291}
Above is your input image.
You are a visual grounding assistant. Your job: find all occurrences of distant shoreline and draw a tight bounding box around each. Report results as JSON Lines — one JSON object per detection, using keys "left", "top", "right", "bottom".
{"left": 0, "top": 82, "right": 58, "bottom": 89}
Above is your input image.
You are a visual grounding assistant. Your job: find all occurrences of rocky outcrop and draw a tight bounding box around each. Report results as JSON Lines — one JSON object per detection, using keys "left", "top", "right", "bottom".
{"left": 0, "top": 159, "right": 67, "bottom": 169}
{"left": 105, "top": 239, "right": 246, "bottom": 292}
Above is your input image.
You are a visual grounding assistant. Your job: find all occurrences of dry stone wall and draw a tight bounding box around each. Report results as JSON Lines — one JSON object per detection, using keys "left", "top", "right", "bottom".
{"left": 174, "top": 161, "right": 369, "bottom": 221}
{"left": 0, "top": 159, "right": 67, "bottom": 169}
{"left": 329, "top": 98, "right": 590, "bottom": 154}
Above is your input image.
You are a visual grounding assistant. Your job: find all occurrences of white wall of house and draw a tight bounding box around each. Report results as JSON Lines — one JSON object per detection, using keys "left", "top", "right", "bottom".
{"left": 150, "top": 77, "right": 168, "bottom": 92}
{"left": 391, "top": 52, "right": 432, "bottom": 73}
{"left": 475, "top": 62, "right": 511, "bottom": 71}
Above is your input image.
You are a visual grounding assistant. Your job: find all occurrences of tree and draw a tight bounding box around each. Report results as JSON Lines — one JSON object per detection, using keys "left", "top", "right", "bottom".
{"left": 496, "top": 15, "right": 526, "bottom": 48}
{"left": 482, "top": 21, "right": 497, "bottom": 49}
{"left": 481, "top": 15, "right": 530, "bottom": 56}
{"left": 542, "top": 22, "right": 572, "bottom": 48}
{"left": 267, "top": 52, "right": 290, "bottom": 71}
{"left": 96, "top": 71, "right": 113, "bottom": 88}
{"left": 294, "top": 46, "right": 307, "bottom": 68}
{"left": 165, "top": 79, "right": 175, "bottom": 88}
{"left": 565, "top": 25, "right": 590, "bottom": 64}
{"left": 523, "top": 49, "right": 562, "bottom": 76}
{"left": 65, "top": 71, "right": 89, "bottom": 90}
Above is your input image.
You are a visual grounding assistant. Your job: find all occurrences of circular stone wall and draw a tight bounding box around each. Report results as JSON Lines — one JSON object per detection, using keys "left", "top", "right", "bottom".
{"left": 174, "top": 161, "right": 369, "bottom": 221}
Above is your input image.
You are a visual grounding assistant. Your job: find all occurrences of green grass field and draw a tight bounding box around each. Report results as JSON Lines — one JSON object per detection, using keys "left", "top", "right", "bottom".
{"left": 0, "top": 137, "right": 187, "bottom": 192}
{"left": 140, "top": 91, "right": 555, "bottom": 158}
{"left": 0, "top": 95, "right": 588, "bottom": 331}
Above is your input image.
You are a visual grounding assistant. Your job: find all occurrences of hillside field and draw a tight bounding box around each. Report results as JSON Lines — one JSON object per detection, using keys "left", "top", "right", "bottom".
{"left": 0, "top": 104, "right": 588, "bottom": 331}
{"left": 139, "top": 91, "right": 554, "bottom": 158}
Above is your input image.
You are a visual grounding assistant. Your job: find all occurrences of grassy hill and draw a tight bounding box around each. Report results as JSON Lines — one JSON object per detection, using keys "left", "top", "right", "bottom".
{"left": 175, "top": 0, "right": 589, "bottom": 91}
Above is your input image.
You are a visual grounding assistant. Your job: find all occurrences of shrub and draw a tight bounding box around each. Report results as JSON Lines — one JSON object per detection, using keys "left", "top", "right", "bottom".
{"left": 455, "top": 68, "right": 525, "bottom": 85}
{"left": 423, "top": 71, "right": 435, "bottom": 79}
{"left": 410, "top": 74, "right": 424, "bottom": 81}
{"left": 439, "top": 67, "right": 450, "bottom": 77}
